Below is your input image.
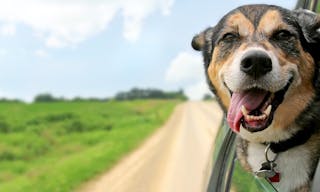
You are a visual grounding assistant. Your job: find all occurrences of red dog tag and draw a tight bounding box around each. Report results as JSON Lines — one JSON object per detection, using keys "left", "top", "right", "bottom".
{"left": 268, "top": 172, "right": 280, "bottom": 182}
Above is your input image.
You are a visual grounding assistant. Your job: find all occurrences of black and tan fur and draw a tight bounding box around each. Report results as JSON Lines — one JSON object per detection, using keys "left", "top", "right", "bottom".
{"left": 192, "top": 4, "right": 320, "bottom": 192}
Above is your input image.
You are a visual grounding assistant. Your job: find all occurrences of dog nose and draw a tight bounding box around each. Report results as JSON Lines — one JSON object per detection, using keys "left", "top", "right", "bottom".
{"left": 240, "top": 51, "right": 272, "bottom": 79}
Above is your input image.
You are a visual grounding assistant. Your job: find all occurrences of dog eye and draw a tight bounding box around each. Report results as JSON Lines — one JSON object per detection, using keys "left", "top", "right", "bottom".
{"left": 221, "top": 33, "right": 239, "bottom": 42}
{"left": 272, "top": 30, "right": 295, "bottom": 41}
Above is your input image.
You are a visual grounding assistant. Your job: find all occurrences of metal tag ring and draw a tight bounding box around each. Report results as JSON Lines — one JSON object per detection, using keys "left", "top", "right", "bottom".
{"left": 265, "top": 144, "right": 278, "bottom": 163}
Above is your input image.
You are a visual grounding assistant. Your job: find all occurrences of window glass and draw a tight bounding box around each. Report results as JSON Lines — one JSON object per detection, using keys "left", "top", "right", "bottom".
{"left": 296, "top": 0, "right": 320, "bottom": 11}
{"left": 208, "top": 121, "right": 277, "bottom": 192}
{"left": 230, "top": 159, "right": 277, "bottom": 192}
{"left": 212, "top": 120, "right": 229, "bottom": 163}
{"left": 207, "top": 121, "right": 236, "bottom": 192}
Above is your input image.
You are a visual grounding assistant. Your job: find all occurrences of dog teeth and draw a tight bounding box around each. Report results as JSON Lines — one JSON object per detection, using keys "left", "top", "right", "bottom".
{"left": 244, "top": 114, "right": 267, "bottom": 121}
{"left": 241, "top": 105, "right": 270, "bottom": 122}
{"left": 264, "top": 105, "right": 272, "bottom": 116}
{"left": 241, "top": 105, "right": 248, "bottom": 116}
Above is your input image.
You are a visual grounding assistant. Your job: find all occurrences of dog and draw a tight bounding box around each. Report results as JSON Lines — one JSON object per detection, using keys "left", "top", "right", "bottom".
{"left": 192, "top": 4, "right": 320, "bottom": 192}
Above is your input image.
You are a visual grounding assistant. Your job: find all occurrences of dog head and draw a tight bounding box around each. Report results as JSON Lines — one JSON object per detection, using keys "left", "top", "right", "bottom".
{"left": 192, "top": 4, "right": 320, "bottom": 143}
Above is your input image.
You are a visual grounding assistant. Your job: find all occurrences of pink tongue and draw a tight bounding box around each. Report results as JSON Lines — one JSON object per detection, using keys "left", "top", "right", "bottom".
{"left": 227, "top": 89, "right": 268, "bottom": 132}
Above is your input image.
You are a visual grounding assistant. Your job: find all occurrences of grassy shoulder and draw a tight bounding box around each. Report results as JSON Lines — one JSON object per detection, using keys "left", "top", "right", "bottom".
{"left": 0, "top": 99, "right": 179, "bottom": 192}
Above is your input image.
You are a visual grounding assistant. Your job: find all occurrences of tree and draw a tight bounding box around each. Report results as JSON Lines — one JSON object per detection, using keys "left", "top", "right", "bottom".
{"left": 34, "top": 93, "right": 57, "bottom": 102}
{"left": 114, "top": 88, "right": 187, "bottom": 100}
{"left": 203, "top": 93, "right": 214, "bottom": 101}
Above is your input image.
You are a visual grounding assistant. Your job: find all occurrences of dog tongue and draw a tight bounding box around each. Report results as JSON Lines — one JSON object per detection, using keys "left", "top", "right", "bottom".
{"left": 227, "top": 89, "right": 268, "bottom": 132}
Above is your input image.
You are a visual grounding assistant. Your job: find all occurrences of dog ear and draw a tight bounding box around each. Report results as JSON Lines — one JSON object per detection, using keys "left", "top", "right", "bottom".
{"left": 192, "top": 31, "right": 206, "bottom": 51}
{"left": 191, "top": 26, "right": 219, "bottom": 69}
{"left": 293, "top": 9, "right": 320, "bottom": 63}
{"left": 293, "top": 9, "right": 320, "bottom": 44}
{"left": 191, "top": 27, "right": 215, "bottom": 51}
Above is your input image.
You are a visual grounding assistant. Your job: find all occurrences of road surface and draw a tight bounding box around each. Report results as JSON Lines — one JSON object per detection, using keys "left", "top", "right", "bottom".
{"left": 78, "top": 101, "right": 223, "bottom": 192}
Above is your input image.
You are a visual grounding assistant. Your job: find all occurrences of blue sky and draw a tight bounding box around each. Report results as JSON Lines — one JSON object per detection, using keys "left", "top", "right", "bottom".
{"left": 0, "top": 0, "right": 296, "bottom": 102}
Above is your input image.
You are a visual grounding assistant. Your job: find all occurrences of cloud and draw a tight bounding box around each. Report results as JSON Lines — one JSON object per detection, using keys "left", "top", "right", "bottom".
{"left": 184, "top": 80, "right": 211, "bottom": 100}
{"left": 166, "top": 51, "right": 211, "bottom": 100}
{"left": 0, "top": 0, "right": 174, "bottom": 47}
{"left": 165, "top": 52, "right": 203, "bottom": 83}
{"left": 122, "top": 0, "right": 174, "bottom": 42}
{"left": 0, "top": 23, "right": 16, "bottom": 36}
{"left": 34, "top": 49, "right": 48, "bottom": 57}
{"left": 0, "top": 48, "right": 7, "bottom": 56}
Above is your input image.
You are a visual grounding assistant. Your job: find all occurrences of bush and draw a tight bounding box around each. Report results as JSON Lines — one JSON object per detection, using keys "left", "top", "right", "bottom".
{"left": 0, "top": 120, "right": 10, "bottom": 133}
{"left": 27, "top": 113, "right": 76, "bottom": 126}
{"left": 103, "top": 124, "right": 113, "bottom": 131}
{"left": 44, "top": 113, "right": 76, "bottom": 123}
{"left": 0, "top": 151, "right": 17, "bottom": 161}
{"left": 64, "top": 120, "right": 85, "bottom": 133}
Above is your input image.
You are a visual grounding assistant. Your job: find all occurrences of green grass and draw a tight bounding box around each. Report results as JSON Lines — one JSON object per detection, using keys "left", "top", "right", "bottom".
{"left": 231, "top": 161, "right": 259, "bottom": 192}
{"left": 231, "top": 160, "right": 277, "bottom": 191}
{"left": 0, "top": 99, "right": 179, "bottom": 192}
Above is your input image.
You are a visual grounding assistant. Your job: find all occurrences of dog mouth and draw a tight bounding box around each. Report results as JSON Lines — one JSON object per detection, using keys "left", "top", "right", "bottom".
{"left": 227, "top": 77, "right": 293, "bottom": 133}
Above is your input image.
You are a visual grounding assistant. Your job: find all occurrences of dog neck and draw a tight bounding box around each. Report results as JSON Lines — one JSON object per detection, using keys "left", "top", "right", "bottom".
{"left": 266, "top": 125, "right": 315, "bottom": 153}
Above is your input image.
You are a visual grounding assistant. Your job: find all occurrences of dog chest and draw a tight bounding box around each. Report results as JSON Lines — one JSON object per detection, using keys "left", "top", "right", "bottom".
{"left": 247, "top": 142, "right": 311, "bottom": 192}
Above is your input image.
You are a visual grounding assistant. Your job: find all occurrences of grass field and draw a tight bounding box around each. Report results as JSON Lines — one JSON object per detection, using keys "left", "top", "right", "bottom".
{"left": 0, "top": 99, "right": 179, "bottom": 192}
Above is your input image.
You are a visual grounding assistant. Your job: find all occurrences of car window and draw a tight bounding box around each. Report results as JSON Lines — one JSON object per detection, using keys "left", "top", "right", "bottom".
{"left": 231, "top": 159, "right": 278, "bottom": 192}
{"left": 208, "top": 121, "right": 277, "bottom": 192}
{"left": 311, "top": 4, "right": 320, "bottom": 192}
{"left": 207, "top": 121, "right": 236, "bottom": 192}
{"left": 296, "top": 0, "right": 320, "bottom": 11}
{"left": 211, "top": 119, "right": 230, "bottom": 163}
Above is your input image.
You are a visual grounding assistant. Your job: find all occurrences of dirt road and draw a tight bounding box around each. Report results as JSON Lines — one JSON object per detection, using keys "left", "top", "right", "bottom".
{"left": 78, "top": 101, "right": 223, "bottom": 192}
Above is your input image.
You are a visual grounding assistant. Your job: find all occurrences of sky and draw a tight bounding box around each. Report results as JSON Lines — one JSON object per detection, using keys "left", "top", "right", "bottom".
{"left": 0, "top": 0, "right": 296, "bottom": 102}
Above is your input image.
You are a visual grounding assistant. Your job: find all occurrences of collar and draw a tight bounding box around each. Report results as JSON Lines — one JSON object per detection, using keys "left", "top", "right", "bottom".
{"left": 267, "top": 126, "right": 315, "bottom": 153}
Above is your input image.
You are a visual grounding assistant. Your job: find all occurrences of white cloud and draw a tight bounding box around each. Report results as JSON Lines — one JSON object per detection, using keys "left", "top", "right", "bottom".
{"left": 0, "top": 0, "right": 174, "bottom": 47}
{"left": 184, "top": 80, "right": 211, "bottom": 100}
{"left": 121, "top": 0, "right": 174, "bottom": 42}
{"left": 165, "top": 52, "right": 203, "bottom": 83}
{"left": 45, "top": 36, "right": 66, "bottom": 48}
{"left": 0, "top": 23, "right": 16, "bottom": 36}
{"left": 160, "top": 0, "right": 174, "bottom": 15}
{"left": 34, "top": 49, "right": 48, "bottom": 57}
{"left": 0, "top": 48, "right": 7, "bottom": 56}
{"left": 166, "top": 51, "right": 211, "bottom": 100}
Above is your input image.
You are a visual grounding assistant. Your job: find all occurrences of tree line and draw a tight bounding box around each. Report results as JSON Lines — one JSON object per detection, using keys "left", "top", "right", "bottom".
{"left": 34, "top": 88, "right": 187, "bottom": 102}
{"left": 114, "top": 88, "right": 187, "bottom": 101}
{"left": 32, "top": 94, "right": 110, "bottom": 103}
{"left": 0, "top": 88, "right": 188, "bottom": 103}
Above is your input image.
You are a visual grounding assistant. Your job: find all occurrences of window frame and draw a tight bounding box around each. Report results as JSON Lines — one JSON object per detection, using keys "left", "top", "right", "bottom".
{"left": 207, "top": 121, "right": 277, "bottom": 192}
{"left": 207, "top": 121, "right": 236, "bottom": 192}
